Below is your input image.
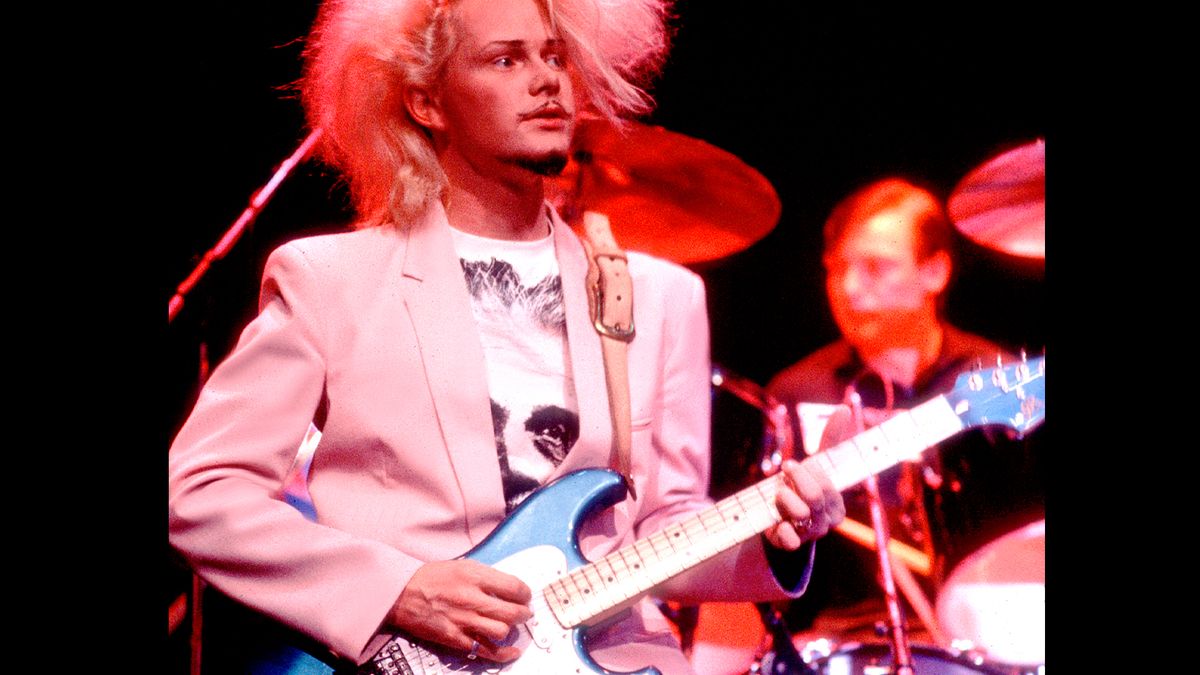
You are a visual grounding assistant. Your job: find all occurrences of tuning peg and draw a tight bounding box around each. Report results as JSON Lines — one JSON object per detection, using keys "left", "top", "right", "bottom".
{"left": 1015, "top": 361, "right": 1031, "bottom": 383}
{"left": 966, "top": 359, "right": 983, "bottom": 390}
{"left": 991, "top": 358, "right": 1008, "bottom": 389}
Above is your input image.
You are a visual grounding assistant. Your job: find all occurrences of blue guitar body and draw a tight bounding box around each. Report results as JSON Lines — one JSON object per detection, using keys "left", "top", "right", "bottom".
{"left": 219, "top": 469, "right": 652, "bottom": 675}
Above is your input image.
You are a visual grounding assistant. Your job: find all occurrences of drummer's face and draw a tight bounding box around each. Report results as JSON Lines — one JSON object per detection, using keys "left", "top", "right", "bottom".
{"left": 824, "top": 209, "right": 946, "bottom": 347}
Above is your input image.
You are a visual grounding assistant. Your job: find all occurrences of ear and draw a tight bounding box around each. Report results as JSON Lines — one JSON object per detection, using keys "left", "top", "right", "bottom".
{"left": 404, "top": 85, "right": 445, "bottom": 132}
{"left": 918, "top": 250, "right": 952, "bottom": 295}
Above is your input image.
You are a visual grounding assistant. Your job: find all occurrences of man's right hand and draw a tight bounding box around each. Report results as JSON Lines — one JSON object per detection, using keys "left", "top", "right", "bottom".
{"left": 387, "top": 559, "right": 533, "bottom": 662}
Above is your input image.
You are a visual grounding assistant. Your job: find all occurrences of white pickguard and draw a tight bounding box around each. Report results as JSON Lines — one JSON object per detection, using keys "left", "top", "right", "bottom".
{"left": 378, "top": 546, "right": 592, "bottom": 675}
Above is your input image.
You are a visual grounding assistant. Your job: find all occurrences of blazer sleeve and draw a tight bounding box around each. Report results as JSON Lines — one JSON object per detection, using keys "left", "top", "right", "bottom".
{"left": 633, "top": 268, "right": 814, "bottom": 604}
{"left": 167, "top": 243, "right": 422, "bottom": 664}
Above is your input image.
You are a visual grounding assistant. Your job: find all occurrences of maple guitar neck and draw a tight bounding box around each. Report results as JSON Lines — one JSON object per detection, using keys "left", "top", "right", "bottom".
{"left": 544, "top": 395, "right": 965, "bottom": 629}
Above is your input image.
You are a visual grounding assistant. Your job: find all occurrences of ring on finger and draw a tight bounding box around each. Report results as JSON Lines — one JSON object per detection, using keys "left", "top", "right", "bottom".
{"left": 467, "top": 639, "right": 480, "bottom": 660}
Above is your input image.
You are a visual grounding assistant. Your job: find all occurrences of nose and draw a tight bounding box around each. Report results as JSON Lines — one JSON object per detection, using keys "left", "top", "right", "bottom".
{"left": 833, "top": 265, "right": 874, "bottom": 310}
{"left": 529, "top": 57, "right": 561, "bottom": 96}
{"left": 836, "top": 266, "right": 862, "bottom": 298}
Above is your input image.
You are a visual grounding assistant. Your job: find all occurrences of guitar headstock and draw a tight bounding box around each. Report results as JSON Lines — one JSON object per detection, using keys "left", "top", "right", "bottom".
{"left": 946, "top": 354, "right": 1045, "bottom": 437}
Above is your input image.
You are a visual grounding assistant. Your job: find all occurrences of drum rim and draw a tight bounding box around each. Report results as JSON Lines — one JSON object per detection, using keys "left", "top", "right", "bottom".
{"left": 809, "top": 641, "right": 1015, "bottom": 675}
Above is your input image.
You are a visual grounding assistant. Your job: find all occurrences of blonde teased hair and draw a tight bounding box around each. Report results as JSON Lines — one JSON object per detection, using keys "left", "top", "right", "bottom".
{"left": 300, "top": 0, "right": 674, "bottom": 228}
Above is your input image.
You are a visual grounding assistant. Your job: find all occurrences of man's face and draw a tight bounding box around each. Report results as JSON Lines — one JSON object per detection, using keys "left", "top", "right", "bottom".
{"left": 823, "top": 209, "right": 942, "bottom": 351}
{"left": 432, "top": 0, "right": 576, "bottom": 175}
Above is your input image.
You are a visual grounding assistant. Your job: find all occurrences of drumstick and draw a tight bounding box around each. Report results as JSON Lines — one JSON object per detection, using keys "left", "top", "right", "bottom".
{"left": 833, "top": 517, "right": 933, "bottom": 577}
{"left": 890, "top": 555, "right": 948, "bottom": 646}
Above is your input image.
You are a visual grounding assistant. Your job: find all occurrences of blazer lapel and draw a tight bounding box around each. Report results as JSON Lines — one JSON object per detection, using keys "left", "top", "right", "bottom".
{"left": 399, "top": 205, "right": 507, "bottom": 541}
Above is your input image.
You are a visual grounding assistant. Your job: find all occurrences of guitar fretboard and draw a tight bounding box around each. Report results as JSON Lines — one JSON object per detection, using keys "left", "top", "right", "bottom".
{"left": 543, "top": 394, "right": 964, "bottom": 628}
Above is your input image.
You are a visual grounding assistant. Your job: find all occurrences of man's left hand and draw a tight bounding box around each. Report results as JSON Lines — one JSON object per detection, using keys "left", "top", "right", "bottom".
{"left": 763, "top": 458, "right": 845, "bottom": 550}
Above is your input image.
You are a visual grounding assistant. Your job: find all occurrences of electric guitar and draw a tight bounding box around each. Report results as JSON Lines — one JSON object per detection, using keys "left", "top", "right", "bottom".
{"left": 235, "top": 355, "right": 1045, "bottom": 675}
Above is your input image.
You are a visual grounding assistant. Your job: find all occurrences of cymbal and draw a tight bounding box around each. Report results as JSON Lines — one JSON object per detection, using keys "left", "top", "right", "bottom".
{"left": 547, "top": 118, "right": 781, "bottom": 265}
{"left": 948, "top": 139, "right": 1045, "bottom": 260}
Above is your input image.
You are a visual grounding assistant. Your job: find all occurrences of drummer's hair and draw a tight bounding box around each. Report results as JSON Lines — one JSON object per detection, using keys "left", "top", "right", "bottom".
{"left": 298, "top": 0, "right": 675, "bottom": 228}
{"left": 823, "top": 177, "right": 955, "bottom": 263}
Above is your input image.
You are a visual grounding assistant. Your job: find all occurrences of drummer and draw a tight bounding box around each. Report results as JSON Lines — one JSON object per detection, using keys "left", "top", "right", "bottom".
{"left": 765, "top": 176, "right": 1045, "bottom": 642}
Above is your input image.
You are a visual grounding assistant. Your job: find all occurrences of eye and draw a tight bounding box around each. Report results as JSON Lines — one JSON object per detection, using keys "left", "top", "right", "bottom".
{"left": 545, "top": 52, "right": 566, "bottom": 69}
{"left": 493, "top": 55, "right": 515, "bottom": 68}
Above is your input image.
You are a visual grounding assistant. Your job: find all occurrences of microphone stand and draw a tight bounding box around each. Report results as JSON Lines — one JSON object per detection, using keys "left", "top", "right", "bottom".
{"left": 846, "top": 386, "right": 914, "bottom": 675}
{"left": 168, "top": 128, "right": 323, "bottom": 323}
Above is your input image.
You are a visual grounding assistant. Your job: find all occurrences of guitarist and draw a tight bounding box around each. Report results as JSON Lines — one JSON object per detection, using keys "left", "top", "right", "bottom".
{"left": 167, "top": 0, "right": 846, "bottom": 673}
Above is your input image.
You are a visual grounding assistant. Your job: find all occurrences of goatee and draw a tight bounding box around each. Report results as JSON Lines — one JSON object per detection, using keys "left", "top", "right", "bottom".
{"left": 514, "top": 152, "right": 569, "bottom": 177}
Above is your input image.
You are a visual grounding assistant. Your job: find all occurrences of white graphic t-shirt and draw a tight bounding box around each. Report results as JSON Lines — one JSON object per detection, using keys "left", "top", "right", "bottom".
{"left": 450, "top": 224, "right": 580, "bottom": 513}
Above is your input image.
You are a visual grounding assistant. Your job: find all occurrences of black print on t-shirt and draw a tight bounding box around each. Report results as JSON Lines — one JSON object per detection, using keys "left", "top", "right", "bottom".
{"left": 462, "top": 257, "right": 578, "bottom": 513}
{"left": 460, "top": 258, "right": 565, "bottom": 331}
{"left": 492, "top": 400, "right": 580, "bottom": 512}
{"left": 525, "top": 404, "right": 579, "bottom": 465}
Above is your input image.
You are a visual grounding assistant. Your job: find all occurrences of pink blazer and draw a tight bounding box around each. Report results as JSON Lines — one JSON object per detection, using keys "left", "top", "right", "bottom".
{"left": 167, "top": 203, "right": 807, "bottom": 670}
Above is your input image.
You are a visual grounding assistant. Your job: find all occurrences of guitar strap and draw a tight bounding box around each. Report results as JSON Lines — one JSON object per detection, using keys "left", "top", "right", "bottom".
{"left": 578, "top": 211, "right": 638, "bottom": 501}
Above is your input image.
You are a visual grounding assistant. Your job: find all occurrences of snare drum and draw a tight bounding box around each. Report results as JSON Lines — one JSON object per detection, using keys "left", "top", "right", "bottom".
{"left": 805, "top": 642, "right": 1008, "bottom": 675}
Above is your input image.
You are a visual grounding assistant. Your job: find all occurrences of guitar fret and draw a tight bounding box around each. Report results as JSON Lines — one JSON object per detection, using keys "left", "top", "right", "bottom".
{"left": 651, "top": 528, "right": 678, "bottom": 571}
{"left": 595, "top": 555, "right": 622, "bottom": 587}
{"left": 579, "top": 565, "right": 606, "bottom": 603}
{"left": 563, "top": 573, "right": 586, "bottom": 606}
{"left": 682, "top": 517, "right": 717, "bottom": 558}
{"left": 734, "top": 487, "right": 776, "bottom": 532}
{"left": 663, "top": 522, "right": 690, "bottom": 550}
{"left": 823, "top": 440, "right": 870, "bottom": 491}
{"left": 909, "top": 396, "right": 964, "bottom": 442}
{"left": 618, "top": 546, "right": 652, "bottom": 591}
{"left": 698, "top": 509, "right": 728, "bottom": 538}
{"left": 878, "top": 410, "right": 923, "bottom": 461}
{"left": 811, "top": 451, "right": 846, "bottom": 490}
{"left": 632, "top": 538, "right": 661, "bottom": 581}
{"left": 643, "top": 535, "right": 677, "bottom": 583}
{"left": 852, "top": 424, "right": 897, "bottom": 476}
{"left": 545, "top": 579, "right": 567, "bottom": 614}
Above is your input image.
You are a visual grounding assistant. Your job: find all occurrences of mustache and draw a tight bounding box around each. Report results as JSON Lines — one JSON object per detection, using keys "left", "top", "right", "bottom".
{"left": 519, "top": 100, "right": 572, "bottom": 120}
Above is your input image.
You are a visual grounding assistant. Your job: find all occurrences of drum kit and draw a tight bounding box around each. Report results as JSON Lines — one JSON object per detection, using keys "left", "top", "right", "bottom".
{"left": 549, "top": 122, "right": 1047, "bottom": 675}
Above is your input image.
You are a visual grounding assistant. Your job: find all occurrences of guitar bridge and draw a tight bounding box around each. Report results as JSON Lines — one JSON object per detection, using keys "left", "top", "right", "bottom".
{"left": 360, "top": 637, "right": 416, "bottom": 675}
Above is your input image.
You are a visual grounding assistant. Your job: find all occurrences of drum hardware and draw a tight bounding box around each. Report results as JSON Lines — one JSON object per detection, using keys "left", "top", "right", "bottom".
{"left": 846, "top": 382, "right": 916, "bottom": 674}
{"left": 754, "top": 637, "right": 1021, "bottom": 675}
{"left": 797, "top": 641, "right": 1013, "bottom": 675}
{"left": 748, "top": 603, "right": 808, "bottom": 674}
{"left": 653, "top": 600, "right": 701, "bottom": 658}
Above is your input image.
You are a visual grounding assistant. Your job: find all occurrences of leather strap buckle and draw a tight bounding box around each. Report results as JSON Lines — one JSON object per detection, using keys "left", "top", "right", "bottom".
{"left": 590, "top": 251, "right": 635, "bottom": 342}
